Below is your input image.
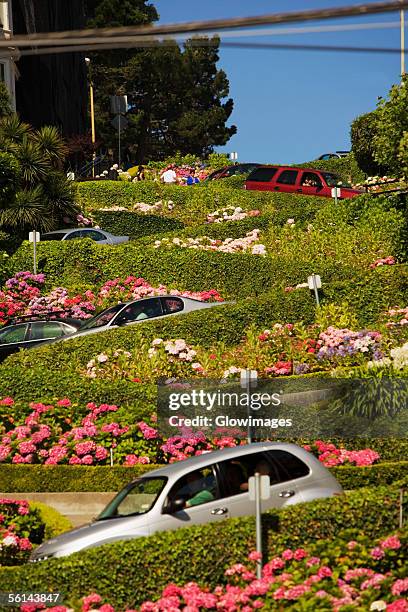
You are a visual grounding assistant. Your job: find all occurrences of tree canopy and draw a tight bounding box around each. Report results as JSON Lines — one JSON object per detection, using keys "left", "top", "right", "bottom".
{"left": 86, "top": 2, "right": 236, "bottom": 163}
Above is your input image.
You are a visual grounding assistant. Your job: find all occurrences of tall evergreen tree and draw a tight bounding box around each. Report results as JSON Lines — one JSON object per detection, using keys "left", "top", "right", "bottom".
{"left": 86, "top": 3, "right": 236, "bottom": 162}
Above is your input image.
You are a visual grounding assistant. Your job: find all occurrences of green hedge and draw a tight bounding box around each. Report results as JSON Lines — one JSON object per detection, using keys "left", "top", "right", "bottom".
{"left": 1, "top": 484, "right": 405, "bottom": 607}
{"left": 74, "top": 179, "right": 328, "bottom": 220}
{"left": 0, "top": 290, "right": 316, "bottom": 400}
{"left": 0, "top": 265, "right": 406, "bottom": 402}
{"left": 29, "top": 501, "right": 72, "bottom": 540}
{"left": 93, "top": 210, "right": 185, "bottom": 239}
{"left": 8, "top": 234, "right": 406, "bottom": 302}
{"left": 1, "top": 461, "right": 407, "bottom": 493}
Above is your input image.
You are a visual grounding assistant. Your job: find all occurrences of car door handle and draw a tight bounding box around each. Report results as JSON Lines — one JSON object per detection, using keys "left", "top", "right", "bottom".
{"left": 279, "top": 490, "right": 295, "bottom": 498}
{"left": 211, "top": 507, "right": 228, "bottom": 515}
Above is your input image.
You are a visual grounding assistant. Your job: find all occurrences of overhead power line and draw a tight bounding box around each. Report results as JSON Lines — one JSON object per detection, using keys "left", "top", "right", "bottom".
{"left": 2, "top": 39, "right": 407, "bottom": 61}
{"left": 0, "top": 0, "right": 407, "bottom": 49}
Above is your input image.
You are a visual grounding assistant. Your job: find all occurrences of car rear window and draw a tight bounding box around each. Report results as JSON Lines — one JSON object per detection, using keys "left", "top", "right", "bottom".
{"left": 276, "top": 169, "right": 299, "bottom": 185}
{"left": 247, "top": 167, "right": 278, "bottom": 182}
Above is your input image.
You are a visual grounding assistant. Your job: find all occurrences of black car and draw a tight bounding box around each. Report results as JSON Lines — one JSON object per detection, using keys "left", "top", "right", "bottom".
{"left": 0, "top": 316, "right": 83, "bottom": 362}
{"left": 205, "top": 163, "right": 261, "bottom": 181}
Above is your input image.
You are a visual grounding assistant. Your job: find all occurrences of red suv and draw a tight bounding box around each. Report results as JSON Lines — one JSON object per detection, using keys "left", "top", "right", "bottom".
{"left": 244, "top": 166, "right": 362, "bottom": 198}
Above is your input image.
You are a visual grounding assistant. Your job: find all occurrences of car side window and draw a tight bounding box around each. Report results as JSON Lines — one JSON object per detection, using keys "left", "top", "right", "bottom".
{"left": 301, "top": 172, "right": 322, "bottom": 188}
{"left": 82, "top": 230, "right": 105, "bottom": 242}
{"left": 276, "top": 170, "right": 299, "bottom": 185}
{"left": 162, "top": 297, "right": 184, "bottom": 314}
{"left": 29, "top": 322, "right": 66, "bottom": 340}
{"left": 0, "top": 324, "right": 28, "bottom": 344}
{"left": 115, "top": 298, "right": 163, "bottom": 325}
{"left": 264, "top": 450, "right": 310, "bottom": 482}
{"left": 166, "top": 466, "right": 219, "bottom": 510}
{"left": 247, "top": 167, "right": 278, "bottom": 182}
{"left": 217, "top": 452, "right": 282, "bottom": 498}
{"left": 64, "top": 231, "right": 82, "bottom": 240}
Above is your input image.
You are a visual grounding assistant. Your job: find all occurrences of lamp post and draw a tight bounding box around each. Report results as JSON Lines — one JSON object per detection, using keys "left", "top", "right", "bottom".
{"left": 85, "top": 57, "right": 96, "bottom": 177}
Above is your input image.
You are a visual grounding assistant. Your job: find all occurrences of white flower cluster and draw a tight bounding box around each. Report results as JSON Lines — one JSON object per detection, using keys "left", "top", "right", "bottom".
{"left": 2, "top": 534, "right": 18, "bottom": 546}
{"left": 148, "top": 338, "right": 197, "bottom": 362}
{"left": 207, "top": 206, "right": 248, "bottom": 223}
{"left": 154, "top": 229, "right": 266, "bottom": 255}
{"left": 99, "top": 200, "right": 175, "bottom": 214}
{"left": 86, "top": 350, "right": 132, "bottom": 378}
{"left": 368, "top": 342, "right": 408, "bottom": 371}
{"left": 222, "top": 365, "right": 243, "bottom": 379}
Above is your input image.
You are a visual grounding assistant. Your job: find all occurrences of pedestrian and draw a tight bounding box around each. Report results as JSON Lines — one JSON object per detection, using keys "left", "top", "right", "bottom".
{"left": 161, "top": 165, "right": 178, "bottom": 184}
{"left": 135, "top": 165, "right": 146, "bottom": 181}
{"left": 186, "top": 168, "right": 200, "bottom": 186}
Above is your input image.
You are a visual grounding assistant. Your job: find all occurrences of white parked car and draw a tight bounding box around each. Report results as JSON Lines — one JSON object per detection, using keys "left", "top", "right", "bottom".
{"left": 41, "top": 228, "right": 129, "bottom": 244}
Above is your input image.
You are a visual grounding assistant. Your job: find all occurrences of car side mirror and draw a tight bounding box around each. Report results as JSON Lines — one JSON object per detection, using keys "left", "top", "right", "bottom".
{"left": 163, "top": 497, "right": 185, "bottom": 514}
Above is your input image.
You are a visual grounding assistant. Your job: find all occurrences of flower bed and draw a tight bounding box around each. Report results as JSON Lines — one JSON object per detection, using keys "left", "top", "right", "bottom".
{"left": 0, "top": 498, "right": 43, "bottom": 566}
{"left": 15, "top": 529, "right": 408, "bottom": 610}
{"left": 153, "top": 229, "right": 267, "bottom": 255}
{"left": 0, "top": 397, "right": 382, "bottom": 467}
{"left": 79, "top": 321, "right": 398, "bottom": 384}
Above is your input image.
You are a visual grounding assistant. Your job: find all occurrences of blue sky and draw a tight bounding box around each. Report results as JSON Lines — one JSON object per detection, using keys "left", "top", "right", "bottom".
{"left": 153, "top": 0, "right": 404, "bottom": 164}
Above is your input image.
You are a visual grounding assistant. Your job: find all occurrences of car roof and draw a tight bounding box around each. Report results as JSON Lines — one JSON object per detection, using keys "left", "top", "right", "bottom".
{"left": 43, "top": 228, "right": 106, "bottom": 235}
{"left": 129, "top": 442, "right": 314, "bottom": 481}
{"left": 1, "top": 316, "right": 82, "bottom": 328}
{"left": 247, "top": 165, "right": 336, "bottom": 173}
{"left": 115, "top": 295, "right": 214, "bottom": 307}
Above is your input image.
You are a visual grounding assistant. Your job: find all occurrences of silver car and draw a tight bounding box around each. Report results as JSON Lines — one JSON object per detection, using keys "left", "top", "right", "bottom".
{"left": 30, "top": 443, "right": 342, "bottom": 561}
{"left": 41, "top": 228, "right": 129, "bottom": 244}
{"left": 49, "top": 295, "right": 230, "bottom": 343}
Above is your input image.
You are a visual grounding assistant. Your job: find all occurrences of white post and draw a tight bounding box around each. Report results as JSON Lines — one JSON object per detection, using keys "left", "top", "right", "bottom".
{"left": 118, "top": 115, "right": 121, "bottom": 168}
{"left": 255, "top": 472, "right": 262, "bottom": 579}
{"left": 33, "top": 230, "right": 37, "bottom": 275}
{"left": 312, "top": 273, "right": 320, "bottom": 306}
{"left": 110, "top": 447, "right": 114, "bottom": 467}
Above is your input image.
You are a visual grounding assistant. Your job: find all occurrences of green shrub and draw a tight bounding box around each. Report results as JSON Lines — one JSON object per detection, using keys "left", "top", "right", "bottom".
{"left": 0, "top": 465, "right": 156, "bottom": 493}
{"left": 0, "top": 484, "right": 405, "bottom": 607}
{"left": 93, "top": 210, "right": 185, "bottom": 239}
{"left": 331, "top": 460, "right": 408, "bottom": 489}
{"left": 1, "top": 461, "right": 406, "bottom": 493}
{"left": 29, "top": 501, "right": 72, "bottom": 539}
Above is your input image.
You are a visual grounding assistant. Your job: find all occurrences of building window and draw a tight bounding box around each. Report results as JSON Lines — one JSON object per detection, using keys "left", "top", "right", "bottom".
{"left": 0, "top": 63, "right": 5, "bottom": 82}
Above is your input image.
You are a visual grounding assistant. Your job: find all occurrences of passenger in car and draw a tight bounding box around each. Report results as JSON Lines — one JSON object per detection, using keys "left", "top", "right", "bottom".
{"left": 240, "top": 459, "right": 273, "bottom": 491}
{"left": 184, "top": 472, "right": 215, "bottom": 507}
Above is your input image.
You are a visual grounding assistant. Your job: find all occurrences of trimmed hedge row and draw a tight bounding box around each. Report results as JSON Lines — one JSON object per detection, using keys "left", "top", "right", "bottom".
{"left": 0, "top": 484, "right": 405, "bottom": 607}
{"left": 7, "top": 234, "right": 406, "bottom": 301}
{"left": 74, "top": 179, "right": 328, "bottom": 218}
{"left": 93, "top": 210, "right": 185, "bottom": 239}
{"left": 1, "top": 461, "right": 407, "bottom": 493}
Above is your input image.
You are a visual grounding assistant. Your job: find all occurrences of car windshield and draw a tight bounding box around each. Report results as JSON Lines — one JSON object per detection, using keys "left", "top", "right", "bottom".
{"left": 80, "top": 304, "right": 124, "bottom": 330}
{"left": 321, "top": 172, "right": 352, "bottom": 188}
{"left": 97, "top": 477, "right": 167, "bottom": 520}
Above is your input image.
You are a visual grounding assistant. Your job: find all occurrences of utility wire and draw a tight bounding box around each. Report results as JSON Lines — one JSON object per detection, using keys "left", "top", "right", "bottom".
{"left": 2, "top": 40, "right": 407, "bottom": 61}
{"left": 0, "top": 0, "right": 407, "bottom": 49}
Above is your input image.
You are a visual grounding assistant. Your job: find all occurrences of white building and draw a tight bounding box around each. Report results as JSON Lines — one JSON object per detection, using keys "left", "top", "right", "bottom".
{"left": 0, "top": 0, "right": 16, "bottom": 110}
